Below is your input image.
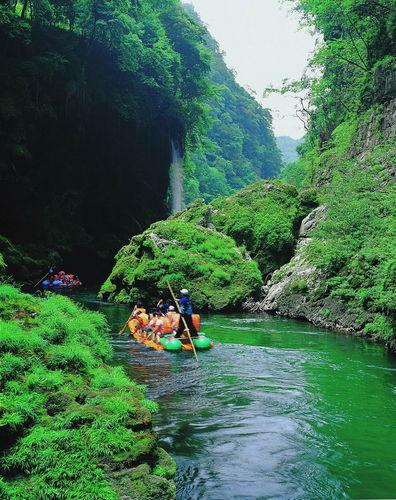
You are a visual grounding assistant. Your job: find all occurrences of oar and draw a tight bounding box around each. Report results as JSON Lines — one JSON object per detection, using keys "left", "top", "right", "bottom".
{"left": 33, "top": 270, "right": 50, "bottom": 288}
{"left": 118, "top": 304, "right": 137, "bottom": 336}
{"left": 167, "top": 281, "right": 199, "bottom": 363}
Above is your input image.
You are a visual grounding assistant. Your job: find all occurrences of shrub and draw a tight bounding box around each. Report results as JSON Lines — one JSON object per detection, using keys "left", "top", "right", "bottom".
{"left": 364, "top": 315, "right": 394, "bottom": 341}
{"left": 46, "top": 343, "right": 97, "bottom": 373}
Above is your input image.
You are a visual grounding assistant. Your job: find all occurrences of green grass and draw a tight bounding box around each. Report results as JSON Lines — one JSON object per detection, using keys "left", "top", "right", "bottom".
{"left": 0, "top": 284, "right": 176, "bottom": 498}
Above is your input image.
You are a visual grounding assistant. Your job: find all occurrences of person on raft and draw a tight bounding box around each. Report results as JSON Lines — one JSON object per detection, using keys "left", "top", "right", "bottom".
{"left": 133, "top": 304, "right": 149, "bottom": 336}
{"left": 166, "top": 305, "right": 179, "bottom": 334}
{"left": 147, "top": 311, "right": 165, "bottom": 343}
{"left": 157, "top": 298, "right": 172, "bottom": 315}
{"left": 174, "top": 289, "right": 198, "bottom": 338}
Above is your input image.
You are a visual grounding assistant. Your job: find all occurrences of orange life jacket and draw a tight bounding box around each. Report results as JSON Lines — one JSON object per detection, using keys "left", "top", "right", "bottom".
{"left": 166, "top": 311, "right": 180, "bottom": 330}
{"left": 128, "top": 318, "right": 140, "bottom": 334}
{"left": 192, "top": 314, "right": 201, "bottom": 332}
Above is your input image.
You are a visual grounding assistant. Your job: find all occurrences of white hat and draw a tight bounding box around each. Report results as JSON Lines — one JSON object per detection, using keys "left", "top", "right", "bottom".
{"left": 168, "top": 305, "right": 175, "bottom": 311}
{"left": 180, "top": 289, "right": 189, "bottom": 295}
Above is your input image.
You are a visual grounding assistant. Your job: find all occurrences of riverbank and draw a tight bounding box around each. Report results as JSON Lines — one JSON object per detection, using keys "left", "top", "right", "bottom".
{"left": 0, "top": 284, "right": 175, "bottom": 498}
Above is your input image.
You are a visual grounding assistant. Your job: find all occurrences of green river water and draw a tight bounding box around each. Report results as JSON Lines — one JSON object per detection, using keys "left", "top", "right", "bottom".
{"left": 76, "top": 291, "right": 396, "bottom": 499}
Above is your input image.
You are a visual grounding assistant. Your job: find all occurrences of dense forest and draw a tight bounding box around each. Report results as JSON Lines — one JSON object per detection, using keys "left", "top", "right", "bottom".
{"left": 0, "top": 0, "right": 282, "bottom": 282}
{"left": 265, "top": 0, "right": 396, "bottom": 342}
{"left": 0, "top": 0, "right": 212, "bottom": 280}
{"left": 183, "top": 5, "right": 282, "bottom": 203}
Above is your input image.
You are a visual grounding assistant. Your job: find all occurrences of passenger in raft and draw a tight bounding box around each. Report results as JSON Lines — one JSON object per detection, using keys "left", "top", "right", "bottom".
{"left": 133, "top": 304, "right": 149, "bottom": 336}
{"left": 157, "top": 298, "right": 172, "bottom": 315}
{"left": 175, "top": 289, "right": 198, "bottom": 338}
{"left": 147, "top": 311, "right": 165, "bottom": 344}
{"left": 166, "top": 305, "right": 179, "bottom": 334}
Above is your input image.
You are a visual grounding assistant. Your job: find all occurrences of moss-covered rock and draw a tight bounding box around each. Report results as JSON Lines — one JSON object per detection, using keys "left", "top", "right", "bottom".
{"left": 99, "top": 219, "right": 262, "bottom": 310}
{"left": 251, "top": 111, "right": 396, "bottom": 347}
{"left": 100, "top": 180, "right": 313, "bottom": 309}
{"left": 0, "top": 284, "right": 175, "bottom": 498}
{"left": 175, "top": 180, "right": 314, "bottom": 276}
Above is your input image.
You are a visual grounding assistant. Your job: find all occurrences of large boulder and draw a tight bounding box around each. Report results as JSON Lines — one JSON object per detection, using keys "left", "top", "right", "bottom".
{"left": 175, "top": 180, "right": 315, "bottom": 276}
{"left": 99, "top": 219, "right": 262, "bottom": 311}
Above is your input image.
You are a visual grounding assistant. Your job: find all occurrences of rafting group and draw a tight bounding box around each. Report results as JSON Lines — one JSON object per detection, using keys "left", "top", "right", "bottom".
{"left": 41, "top": 270, "right": 82, "bottom": 289}
{"left": 122, "top": 288, "right": 213, "bottom": 353}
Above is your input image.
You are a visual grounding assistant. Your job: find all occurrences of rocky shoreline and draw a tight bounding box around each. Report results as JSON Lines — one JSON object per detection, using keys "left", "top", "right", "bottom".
{"left": 245, "top": 205, "right": 396, "bottom": 353}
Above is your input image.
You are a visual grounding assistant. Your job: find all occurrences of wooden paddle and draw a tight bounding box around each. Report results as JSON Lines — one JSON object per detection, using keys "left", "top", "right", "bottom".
{"left": 167, "top": 281, "right": 199, "bottom": 363}
{"left": 34, "top": 271, "right": 50, "bottom": 288}
{"left": 118, "top": 304, "right": 137, "bottom": 336}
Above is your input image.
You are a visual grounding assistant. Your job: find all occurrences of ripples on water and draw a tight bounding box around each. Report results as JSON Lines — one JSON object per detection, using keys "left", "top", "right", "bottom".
{"left": 77, "top": 292, "right": 396, "bottom": 500}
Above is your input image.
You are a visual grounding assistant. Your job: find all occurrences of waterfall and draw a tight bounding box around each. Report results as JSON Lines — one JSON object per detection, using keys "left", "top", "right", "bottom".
{"left": 169, "top": 140, "right": 183, "bottom": 213}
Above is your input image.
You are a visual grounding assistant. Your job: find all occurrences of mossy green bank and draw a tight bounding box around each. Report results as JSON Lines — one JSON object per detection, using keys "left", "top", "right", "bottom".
{"left": 0, "top": 284, "right": 175, "bottom": 499}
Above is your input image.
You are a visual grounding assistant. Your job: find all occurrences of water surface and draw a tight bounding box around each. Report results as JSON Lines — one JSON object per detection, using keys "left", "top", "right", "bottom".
{"left": 76, "top": 291, "right": 396, "bottom": 499}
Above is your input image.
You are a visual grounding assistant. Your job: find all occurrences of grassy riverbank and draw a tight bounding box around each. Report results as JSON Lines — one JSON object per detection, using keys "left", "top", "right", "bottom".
{"left": 0, "top": 284, "right": 175, "bottom": 499}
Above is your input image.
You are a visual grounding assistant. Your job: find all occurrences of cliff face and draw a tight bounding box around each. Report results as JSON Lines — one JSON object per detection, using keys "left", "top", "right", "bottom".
{"left": 0, "top": 3, "right": 210, "bottom": 282}
{"left": 250, "top": 1, "right": 396, "bottom": 348}
{"left": 249, "top": 96, "right": 396, "bottom": 348}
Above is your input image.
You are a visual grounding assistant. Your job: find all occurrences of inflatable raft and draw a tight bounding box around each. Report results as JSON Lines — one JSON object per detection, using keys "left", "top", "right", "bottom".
{"left": 128, "top": 314, "right": 213, "bottom": 352}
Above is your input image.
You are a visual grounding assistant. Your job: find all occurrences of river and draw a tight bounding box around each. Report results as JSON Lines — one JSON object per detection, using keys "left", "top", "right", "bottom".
{"left": 75, "top": 291, "right": 396, "bottom": 500}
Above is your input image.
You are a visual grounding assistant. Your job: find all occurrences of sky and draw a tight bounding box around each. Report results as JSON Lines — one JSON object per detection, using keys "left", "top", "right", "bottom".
{"left": 188, "top": 0, "right": 316, "bottom": 139}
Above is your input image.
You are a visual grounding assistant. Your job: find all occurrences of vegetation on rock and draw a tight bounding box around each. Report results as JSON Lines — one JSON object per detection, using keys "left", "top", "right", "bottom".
{"left": 101, "top": 180, "right": 317, "bottom": 308}
{"left": 262, "top": 0, "right": 396, "bottom": 344}
{"left": 0, "top": 284, "right": 175, "bottom": 498}
{"left": 175, "top": 180, "right": 316, "bottom": 276}
{"left": 99, "top": 219, "right": 262, "bottom": 311}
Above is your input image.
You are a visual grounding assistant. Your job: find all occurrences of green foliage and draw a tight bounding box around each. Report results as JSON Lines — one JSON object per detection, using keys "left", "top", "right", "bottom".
{"left": 279, "top": 156, "right": 313, "bottom": 188}
{"left": 0, "top": 284, "right": 175, "bottom": 497}
{"left": 364, "top": 315, "right": 394, "bottom": 341}
{"left": 308, "top": 141, "right": 396, "bottom": 325}
{"left": 289, "top": 279, "right": 309, "bottom": 293}
{"left": 183, "top": 5, "right": 282, "bottom": 203}
{"left": 0, "top": 252, "right": 5, "bottom": 273}
{"left": 152, "top": 448, "right": 177, "bottom": 479}
{"left": 277, "top": 0, "right": 396, "bottom": 343}
{"left": 177, "top": 180, "right": 312, "bottom": 276}
{"left": 0, "top": 1, "right": 212, "bottom": 281}
{"left": 0, "top": 320, "right": 46, "bottom": 354}
{"left": 100, "top": 219, "right": 263, "bottom": 310}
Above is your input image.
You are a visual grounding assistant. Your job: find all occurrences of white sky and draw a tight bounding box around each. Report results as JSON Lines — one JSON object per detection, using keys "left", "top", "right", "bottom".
{"left": 188, "top": 0, "right": 316, "bottom": 139}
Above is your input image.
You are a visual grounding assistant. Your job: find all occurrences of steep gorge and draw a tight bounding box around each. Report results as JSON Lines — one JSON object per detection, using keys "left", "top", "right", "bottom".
{"left": 0, "top": 1, "right": 210, "bottom": 282}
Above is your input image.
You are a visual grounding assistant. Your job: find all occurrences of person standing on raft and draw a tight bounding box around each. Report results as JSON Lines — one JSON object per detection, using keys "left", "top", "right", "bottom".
{"left": 175, "top": 289, "right": 198, "bottom": 338}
